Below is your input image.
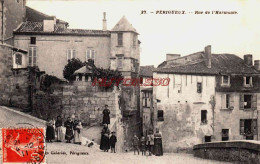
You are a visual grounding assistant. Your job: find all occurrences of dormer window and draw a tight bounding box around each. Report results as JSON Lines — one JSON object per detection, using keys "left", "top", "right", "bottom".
{"left": 221, "top": 75, "right": 230, "bottom": 87}
{"left": 244, "top": 76, "right": 253, "bottom": 87}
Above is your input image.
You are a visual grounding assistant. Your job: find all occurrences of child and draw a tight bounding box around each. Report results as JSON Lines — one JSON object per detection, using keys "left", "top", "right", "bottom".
{"left": 110, "top": 131, "right": 117, "bottom": 153}
{"left": 140, "top": 136, "right": 146, "bottom": 156}
{"left": 132, "top": 135, "right": 140, "bottom": 155}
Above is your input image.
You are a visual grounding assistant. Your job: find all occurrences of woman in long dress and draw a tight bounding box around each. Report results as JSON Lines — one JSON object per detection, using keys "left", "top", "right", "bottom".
{"left": 100, "top": 124, "right": 110, "bottom": 152}
{"left": 102, "top": 105, "right": 110, "bottom": 125}
{"left": 46, "top": 118, "right": 55, "bottom": 143}
{"left": 153, "top": 128, "right": 163, "bottom": 156}
{"left": 55, "top": 116, "right": 63, "bottom": 142}
{"left": 64, "top": 117, "right": 74, "bottom": 143}
{"left": 74, "top": 121, "right": 83, "bottom": 145}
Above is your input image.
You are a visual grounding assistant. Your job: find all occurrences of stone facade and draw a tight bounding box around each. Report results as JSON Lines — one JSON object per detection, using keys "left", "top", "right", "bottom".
{"left": 153, "top": 73, "right": 215, "bottom": 152}
{"left": 193, "top": 141, "right": 260, "bottom": 163}
{"left": 0, "top": 0, "right": 26, "bottom": 45}
{"left": 62, "top": 81, "right": 120, "bottom": 126}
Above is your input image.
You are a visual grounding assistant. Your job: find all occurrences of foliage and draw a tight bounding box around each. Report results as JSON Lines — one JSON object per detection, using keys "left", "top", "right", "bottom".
{"left": 63, "top": 58, "right": 85, "bottom": 81}
{"left": 86, "top": 59, "right": 123, "bottom": 89}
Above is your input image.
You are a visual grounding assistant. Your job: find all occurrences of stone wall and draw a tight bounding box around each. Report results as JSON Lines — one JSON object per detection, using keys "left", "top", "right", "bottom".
{"left": 62, "top": 81, "right": 119, "bottom": 126}
{"left": 193, "top": 141, "right": 260, "bottom": 163}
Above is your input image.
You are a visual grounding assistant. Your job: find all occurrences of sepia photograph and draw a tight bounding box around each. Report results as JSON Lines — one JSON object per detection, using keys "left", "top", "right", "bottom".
{"left": 0, "top": 0, "right": 260, "bottom": 163}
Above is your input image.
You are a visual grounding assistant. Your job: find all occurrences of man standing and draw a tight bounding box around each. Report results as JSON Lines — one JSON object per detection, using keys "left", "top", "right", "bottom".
{"left": 110, "top": 131, "right": 117, "bottom": 153}
{"left": 132, "top": 135, "right": 140, "bottom": 155}
{"left": 102, "top": 105, "right": 110, "bottom": 125}
{"left": 147, "top": 129, "right": 154, "bottom": 156}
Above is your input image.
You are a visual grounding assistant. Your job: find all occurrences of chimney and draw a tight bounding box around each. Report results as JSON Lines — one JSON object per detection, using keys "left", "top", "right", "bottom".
{"left": 244, "top": 54, "right": 253, "bottom": 66}
{"left": 204, "top": 45, "right": 212, "bottom": 68}
{"left": 43, "top": 16, "right": 56, "bottom": 32}
{"left": 166, "top": 54, "right": 181, "bottom": 61}
{"left": 102, "top": 12, "right": 107, "bottom": 31}
{"left": 254, "top": 60, "right": 260, "bottom": 71}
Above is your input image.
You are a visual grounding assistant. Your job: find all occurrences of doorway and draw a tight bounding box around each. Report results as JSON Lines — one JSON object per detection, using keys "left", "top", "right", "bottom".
{"left": 244, "top": 119, "right": 253, "bottom": 140}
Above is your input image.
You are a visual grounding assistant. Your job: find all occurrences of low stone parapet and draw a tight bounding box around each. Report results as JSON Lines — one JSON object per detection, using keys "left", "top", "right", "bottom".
{"left": 193, "top": 140, "right": 260, "bottom": 163}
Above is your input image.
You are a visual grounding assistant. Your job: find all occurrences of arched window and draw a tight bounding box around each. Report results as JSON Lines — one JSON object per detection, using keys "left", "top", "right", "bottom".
{"left": 15, "top": 53, "right": 22, "bottom": 65}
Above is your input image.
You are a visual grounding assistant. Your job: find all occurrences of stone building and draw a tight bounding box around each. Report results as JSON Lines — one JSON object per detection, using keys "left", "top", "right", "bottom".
{"left": 139, "top": 66, "right": 154, "bottom": 135}
{"left": 153, "top": 45, "right": 260, "bottom": 152}
{"left": 13, "top": 12, "right": 140, "bottom": 79}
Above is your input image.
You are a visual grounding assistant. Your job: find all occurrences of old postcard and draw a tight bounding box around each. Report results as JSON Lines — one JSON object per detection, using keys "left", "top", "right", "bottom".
{"left": 0, "top": 0, "right": 259, "bottom": 163}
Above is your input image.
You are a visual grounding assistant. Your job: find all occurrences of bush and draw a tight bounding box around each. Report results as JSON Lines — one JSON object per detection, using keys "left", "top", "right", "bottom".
{"left": 63, "top": 58, "right": 85, "bottom": 81}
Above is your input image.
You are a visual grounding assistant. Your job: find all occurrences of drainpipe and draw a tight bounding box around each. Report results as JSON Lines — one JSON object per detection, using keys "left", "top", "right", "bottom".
{"left": 1, "top": 0, "right": 4, "bottom": 44}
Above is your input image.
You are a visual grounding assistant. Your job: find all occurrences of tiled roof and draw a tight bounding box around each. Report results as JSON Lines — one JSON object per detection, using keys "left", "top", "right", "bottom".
{"left": 111, "top": 16, "right": 138, "bottom": 33}
{"left": 74, "top": 66, "right": 92, "bottom": 75}
{"left": 14, "top": 22, "right": 111, "bottom": 36}
{"left": 26, "top": 6, "right": 68, "bottom": 25}
{"left": 140, "top": 65, "right": 154, "bottom": 77}
{"left": 155, "top": 53, "right": 260, "bottom": 75}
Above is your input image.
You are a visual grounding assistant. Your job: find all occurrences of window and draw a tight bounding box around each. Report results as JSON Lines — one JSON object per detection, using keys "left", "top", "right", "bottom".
{"left": 240, "top": 119, "right": 257, "bottom": 139}
{"left": 133, "top": 34, "right": 137, "bottom": 47}
{"left": 117, "top": 57, "right": 123, "bottom": 69}
{"left": 86, "top": 50, "right": 95, "bottom": 61}
{"left": 15, "top": 53, "right": 22, "bottom": 65}
{"left": 117, "top": 33, "right": 123, "bottom": 46}
{"left": 66, "top": 49, "right": 76, "bottom": 61}
{"left": 222, "top": 129, "right": 229, "bottom": 141}
{"left": 30, "top": 37, "right": 36, "bottom": 44}
{"left": 29, "top": 47, "right": 37, "bottom": 66}
{"left": 244, "top": 95, "right": 252, "bottom": 109}
{"left": 204, "top": 136, "right": 211, "bottom": 142}
{"left": 221, "top": 75, "right": 230, "bottom": 86}
{"left": 240, "top": 94, "right": 257, "bottom": 110}
{"left": 244, "top": 76, "right": 253, "bottom": 87}
{"left": 226, "top": 94, "right": 230, "bottom": 108}
{"left": 158, "top": 110, "right": 164, "bottom": 121}
{"left": 140, "top": 77, "right": 143, "bottom": 84}
{"left": 197, "top": 82, "right": 202, "bottom": 93}
{"left": 201, "top": 110, "right": 207, "bottom": 124}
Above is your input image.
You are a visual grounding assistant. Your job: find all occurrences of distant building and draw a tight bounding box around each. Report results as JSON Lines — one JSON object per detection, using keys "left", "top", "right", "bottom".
{"left": 153, "top": 45, "right": 260, "bottom": 152}
{"left": 139, "top": 65, "right": 154, "bottom": 135}
{"left": 13, "top": 11, "right": 140, "bottom": 79}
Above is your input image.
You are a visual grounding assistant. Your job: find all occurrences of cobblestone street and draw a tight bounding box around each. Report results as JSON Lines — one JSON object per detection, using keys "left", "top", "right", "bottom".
{"left": 45, "top": 142, "right": 230, "bottom": 164}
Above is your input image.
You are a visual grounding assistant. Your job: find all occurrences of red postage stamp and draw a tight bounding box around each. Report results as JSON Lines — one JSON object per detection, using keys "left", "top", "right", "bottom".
{"left": 2, "top": 128, "right": 45, "bottom": 163}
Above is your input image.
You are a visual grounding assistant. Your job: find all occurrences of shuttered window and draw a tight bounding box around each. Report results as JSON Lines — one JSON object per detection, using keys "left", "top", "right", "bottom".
{"left": 118, "top": 33, "right": 123, "bottom": 46}
{"left": 240, "top": 119, "right": 244, "bottom": 135}
{"left": 15, "top": 53, "right": 22, "bottom": 65}
{"left": 86, "top": 50, "right": 95, "bottom": 62}
{"left": 67, "top": 49, "right": 76, "bottom": 61}
{"left": 29, "top": 47, "right": 37, "bottom": 66}
{"left": 252, "top": 119, "right": 258, "bottom": 135}
{"left": 240, "top": 94, "right": 257, "bottom": 110}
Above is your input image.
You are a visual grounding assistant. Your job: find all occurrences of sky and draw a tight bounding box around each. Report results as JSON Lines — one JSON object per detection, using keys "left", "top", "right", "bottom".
{"left": 27, "top": 0, "right": 260, "bottom": 67}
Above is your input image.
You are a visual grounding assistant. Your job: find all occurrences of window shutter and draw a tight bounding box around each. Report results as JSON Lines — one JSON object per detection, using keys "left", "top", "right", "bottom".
{"left": 92, "top": 50, "right": 95, "bottom": 60}
{"left": 252, "top": 94, "right": 257, "bottom": 110}
{"left": 221, "top": 94, "right": 225, "bottom": 109}
{"left": 87, "top": 50, "right": 90, "bottom": 60}
{"left": 250, "top": 77, "right": 253, "bottom": 86}
{"left": 252, "top": 119, "right": 257, "bottom": 135}
{"left": 73, "top": 49, "right": 76, "bottom": 58}
{"left": 66, "top": 49, "right": 70, "bottom": 61}
{"left": 240, "top": 119, "right": 244, "bottom": 135}
{"left": 230, "top": 94, "right": 234, "bottom": 108}
{"left": 243, "top": 77, "right": 246, "bottom": 86}
{"left": 239, "top": 94, "right": 244, "bottom": 110}
{"left": 33, "top": 47, "right": 37, "bottom": 66}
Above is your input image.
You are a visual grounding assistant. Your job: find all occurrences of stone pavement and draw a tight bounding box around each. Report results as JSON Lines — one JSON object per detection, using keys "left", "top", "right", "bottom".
{"left": 0, "top": 106, "right": 231, "bottom": 164}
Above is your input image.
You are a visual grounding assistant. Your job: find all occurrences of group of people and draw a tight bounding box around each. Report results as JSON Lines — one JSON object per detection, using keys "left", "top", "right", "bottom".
{"left": 46, "top": 115, "right": 83, "bottom": 144}
{"left": 132, "top": 128, "right": 163, "bottom": 156}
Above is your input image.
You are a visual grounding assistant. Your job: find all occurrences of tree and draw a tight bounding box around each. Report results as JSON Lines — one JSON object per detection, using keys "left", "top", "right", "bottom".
{"left": 63, "top": 58, "right": 85, "bottom": 81}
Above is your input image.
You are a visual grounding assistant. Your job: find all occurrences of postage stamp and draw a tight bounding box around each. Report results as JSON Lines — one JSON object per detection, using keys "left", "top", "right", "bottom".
{"left": 2, "top": 128, "right": 45, "bottom": 163}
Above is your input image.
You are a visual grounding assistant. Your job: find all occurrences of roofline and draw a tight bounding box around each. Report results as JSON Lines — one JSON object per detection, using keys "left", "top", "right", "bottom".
{"left": 154, "top": 71, "right": 260, "bottom": 76}
{"left": 26, "top": 6, "right": 69, "bottom": 25}
{"left": 13, "top": 31, "right": 111, "bottom": 37}
{"left": 110, "top": 30, "right": 139, "bottom": 35}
